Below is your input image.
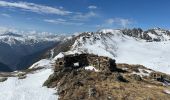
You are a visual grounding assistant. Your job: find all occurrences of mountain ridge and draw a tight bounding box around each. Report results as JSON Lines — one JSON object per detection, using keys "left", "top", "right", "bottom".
{"left": 43, "top": 28, "right": 170, "bottom": 74}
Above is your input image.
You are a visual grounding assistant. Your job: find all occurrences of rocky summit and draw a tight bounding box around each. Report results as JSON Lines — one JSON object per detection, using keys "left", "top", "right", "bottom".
{"left": 44, "top": 54, "right": 170, "bottom": 100}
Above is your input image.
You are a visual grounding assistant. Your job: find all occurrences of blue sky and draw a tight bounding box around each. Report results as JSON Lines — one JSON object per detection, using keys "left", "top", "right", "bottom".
{"left": 0, "top": 0, "right": 170, "bottom": 33}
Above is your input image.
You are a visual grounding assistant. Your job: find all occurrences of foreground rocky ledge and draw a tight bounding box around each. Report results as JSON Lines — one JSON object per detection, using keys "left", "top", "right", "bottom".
{"left": 44, "top": 54, "right": 170, "bottom": 100}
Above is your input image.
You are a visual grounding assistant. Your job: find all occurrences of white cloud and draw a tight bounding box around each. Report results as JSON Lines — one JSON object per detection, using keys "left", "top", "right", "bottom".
{"left": 1, "top": 13, "right": 11, "bottom": 17}
{"left": 44, "top": 19, "right": 84, "bottom": 26}
{"left": 71, "top": 11, "right": 97, "bottom": 21}
{"left": 88, "top": 5, "right": 97, "bottom": 9}
{"left": 0, "top": 26, "right": 18, "bottom": 34}
{"left": 106, "top": 18, "right": 132, "bottom": 27}
{"left": 0, "top": 1, "right": 71, "bottom": 15}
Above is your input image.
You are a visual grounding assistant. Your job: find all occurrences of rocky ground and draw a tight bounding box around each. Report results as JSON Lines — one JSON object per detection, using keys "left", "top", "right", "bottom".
{"left": 44, "top": 63, "right": 170, "bottom": 100}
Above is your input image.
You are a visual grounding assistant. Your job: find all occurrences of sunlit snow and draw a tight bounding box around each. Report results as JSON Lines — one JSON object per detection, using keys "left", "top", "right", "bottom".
{"left": 70, "top": 29, "right": 170, "bottom": 74}
{"left": 0, "top": 69, "right": 57, "bottom": 100}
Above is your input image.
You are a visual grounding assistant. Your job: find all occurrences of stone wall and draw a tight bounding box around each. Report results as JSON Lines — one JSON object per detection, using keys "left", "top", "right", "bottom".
{"left": 55, "top": 53, "right": 116, "bottom": 72}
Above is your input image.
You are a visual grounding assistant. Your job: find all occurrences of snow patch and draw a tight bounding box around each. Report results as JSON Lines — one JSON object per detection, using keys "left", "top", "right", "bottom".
{"left": 53, "top": 52, "right": 64, "bottom": 60}
{"left": 29, "top": 59, "right": 51, "bottom": 69}
{"left": 49, "top": 49, "right": 54, "bottom": 59}
{"left": 85, "top": 66, "right": 99, "bottom": 72}
{"left": 74, "top": 62, "right": 79, "bottom": 67}
{"left": 132, "top": 69, "right": 152, "bottom": 77}
{"left": 163, "top": 90, "right": 170, "bottom": 95}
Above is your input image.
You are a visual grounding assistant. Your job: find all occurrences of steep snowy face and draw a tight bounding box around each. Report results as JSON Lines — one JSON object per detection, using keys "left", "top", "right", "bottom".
{"left": 70, "top": 30, "right": 127, "bottom": 58}
{"left": 0, "top": 30, "right": 67, "bottom": 71}
{"left": 69, "top": 29, "right": 170, "bottom": 74}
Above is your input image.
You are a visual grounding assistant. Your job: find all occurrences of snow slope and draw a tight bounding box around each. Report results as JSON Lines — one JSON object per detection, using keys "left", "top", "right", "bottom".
{"left": 0, "top": 58, "right": 59, "bottom": 100}
{"left": 69, "top": 29, "right": 170, "bottom": 74}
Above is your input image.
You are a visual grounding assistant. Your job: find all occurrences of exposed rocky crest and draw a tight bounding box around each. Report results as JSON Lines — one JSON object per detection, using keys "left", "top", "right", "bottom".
{"left": 122, "top": 28, "right": 170, "bottom": 41}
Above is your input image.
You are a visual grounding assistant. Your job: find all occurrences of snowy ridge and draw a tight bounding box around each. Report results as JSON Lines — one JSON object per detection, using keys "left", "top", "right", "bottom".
{"left": 68, "top": 29, "right": 170, "bottom": 74}
{"left": 70, "top": 30, "right": 125, "bottom": 57}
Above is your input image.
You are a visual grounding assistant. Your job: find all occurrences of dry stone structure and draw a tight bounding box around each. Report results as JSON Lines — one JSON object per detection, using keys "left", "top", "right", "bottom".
{"left": 55, "top": 53, "right": 116, "bottom": 72}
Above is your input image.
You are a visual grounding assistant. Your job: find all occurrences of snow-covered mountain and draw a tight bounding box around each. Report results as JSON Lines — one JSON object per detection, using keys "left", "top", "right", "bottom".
{"left": 65, "top": 28, "right": 170, "bottom": 74}
{"left": 2, "top": 27, "right": 168, "bottom": 73}
{"left": 1, "top": 28, "right": 170, "bottom": 100}
{"left": 0, "top": 30, "right": 66, "bottom": 71}
{"left": 0, "top": 31, "right": 65, "bottom": 45}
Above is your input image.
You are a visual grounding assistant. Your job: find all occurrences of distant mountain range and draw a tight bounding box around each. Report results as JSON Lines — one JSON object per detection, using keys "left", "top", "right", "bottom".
{"left": 0, "top": 31, "right": 66, "bottom": 71}
{"left": 1, "top": 28, "right": 170, "bottom": 73}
